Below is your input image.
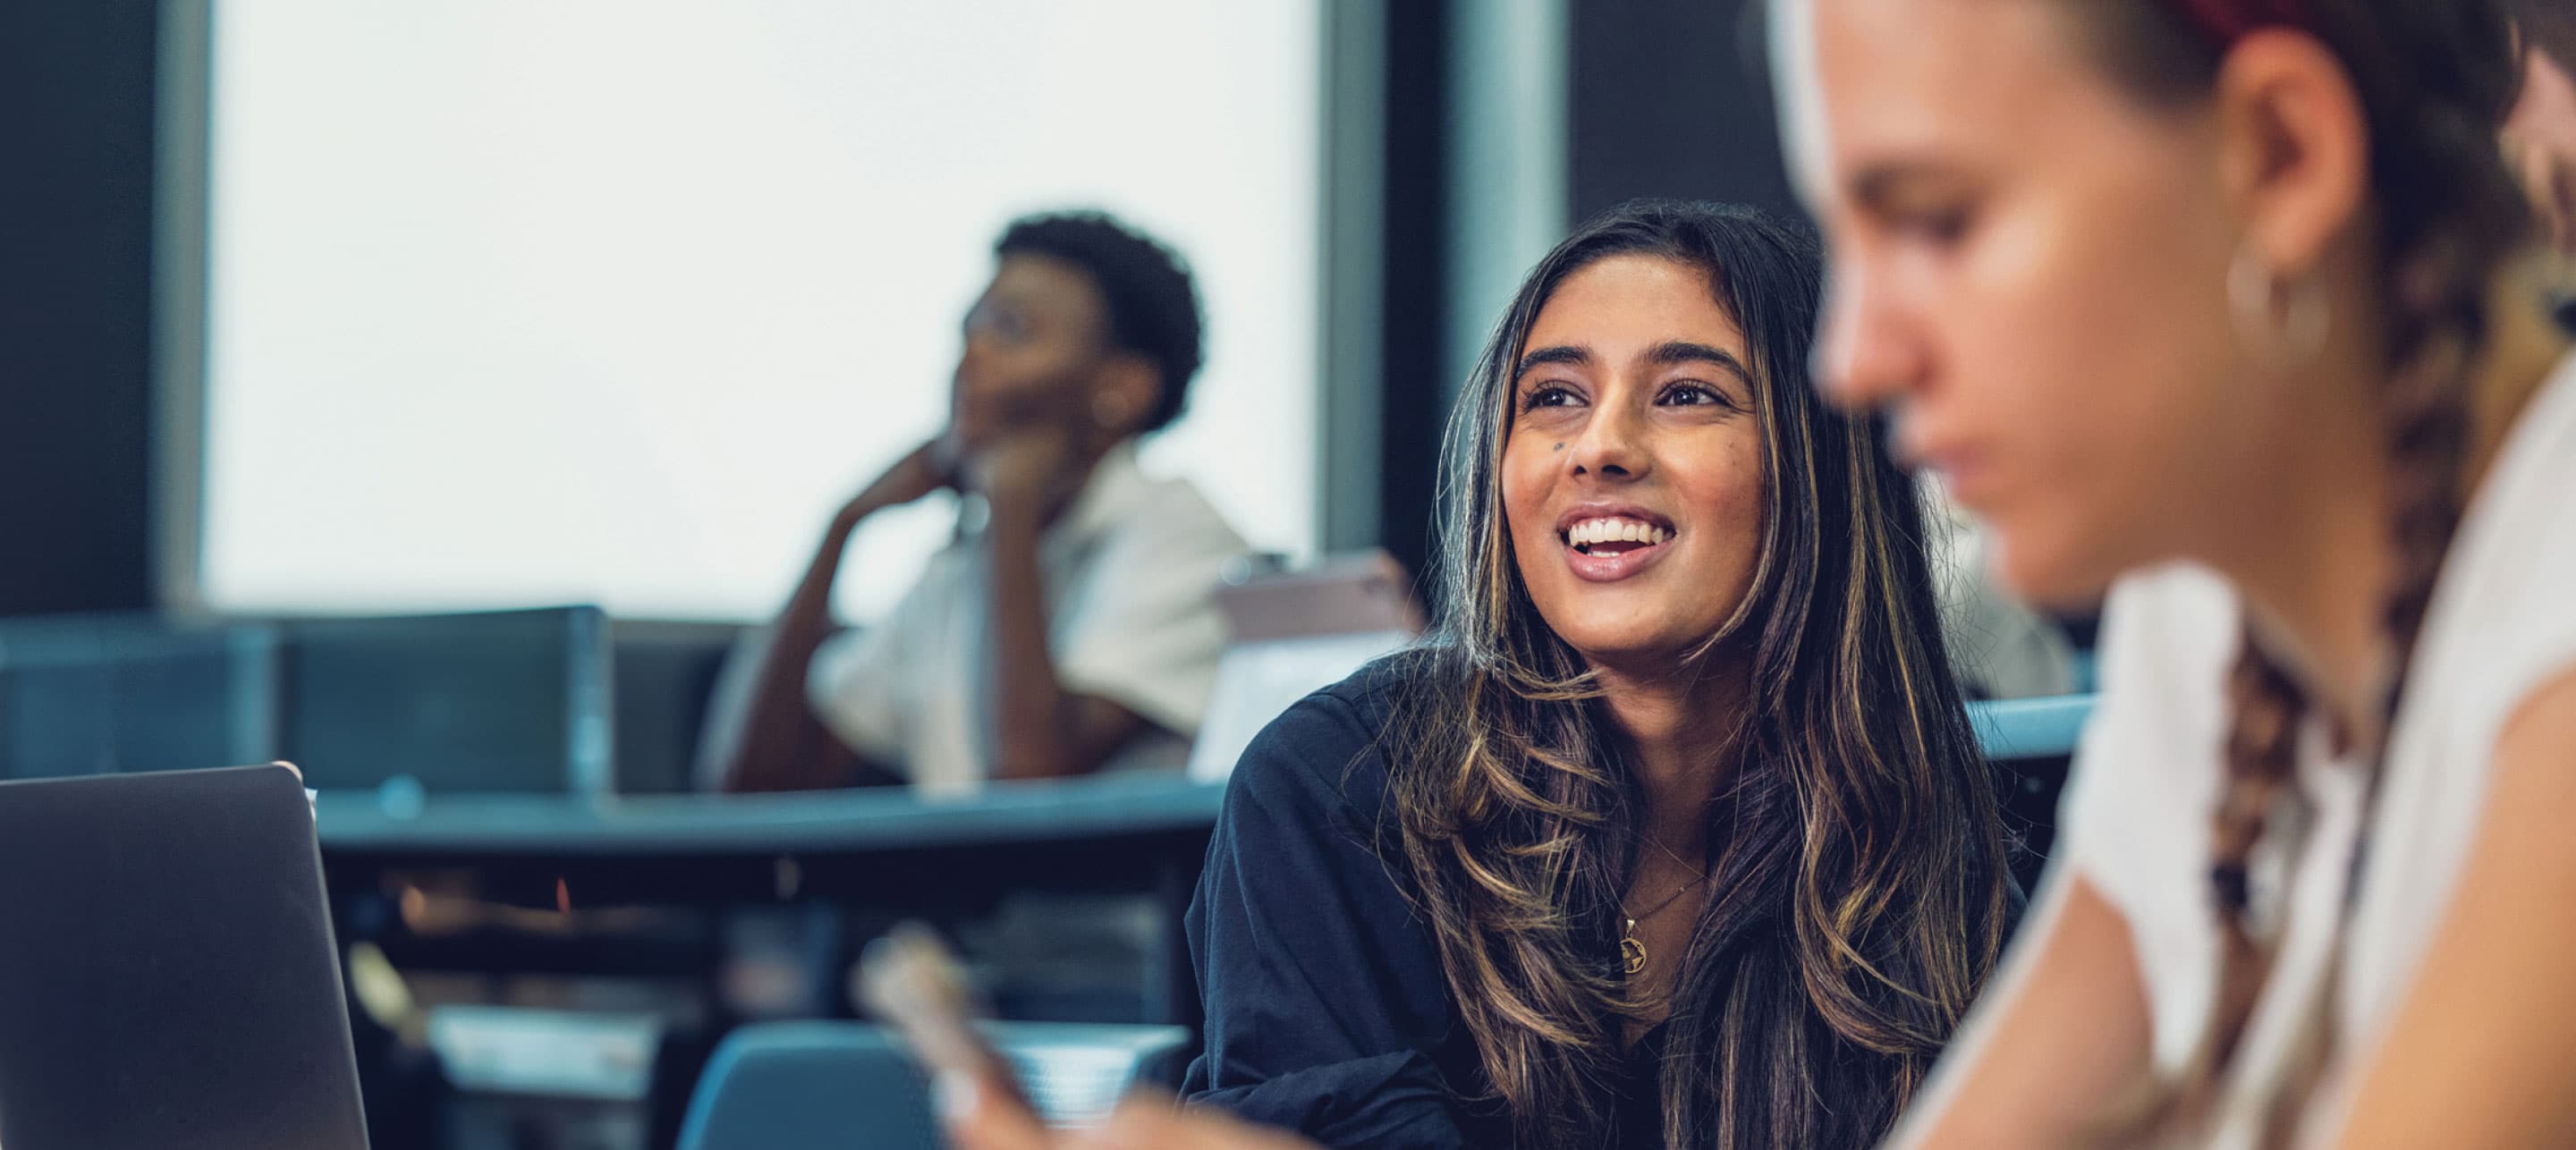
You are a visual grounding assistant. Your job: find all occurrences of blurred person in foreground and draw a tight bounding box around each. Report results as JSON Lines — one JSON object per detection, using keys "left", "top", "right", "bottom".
{"left": 710, "top": 212, "right": 1248, "bottom": 795}
{"left": 1769, "top": 0, "right": 2576, "bottom": 1146}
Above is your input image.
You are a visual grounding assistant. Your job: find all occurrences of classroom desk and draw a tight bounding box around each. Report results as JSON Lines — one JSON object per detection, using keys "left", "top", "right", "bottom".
{"left": 316, "top": 694, "right": 2089, "bottom": 861}
{"left": 315, "top": 774, "right": 1233, "bottom": 1022}
{"left": 316, "top": 774, "right": 1230, "bottom": 926}
{"left": 1970, "top": 694, "right": 2093, "bottom": 762}
{"left": 316, "top": 774, "right": 1228, "bottom": 858}
{"left": 312, "top": 696, "right": 2092, "bottom": 1019}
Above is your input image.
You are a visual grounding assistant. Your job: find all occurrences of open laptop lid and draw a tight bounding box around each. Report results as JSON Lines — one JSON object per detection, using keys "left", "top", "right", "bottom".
{"left": 0, "top": 764, "right": 369, "bottom": 1150}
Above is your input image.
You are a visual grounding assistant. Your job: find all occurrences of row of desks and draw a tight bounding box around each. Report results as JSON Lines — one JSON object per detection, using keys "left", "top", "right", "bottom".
{"left": 316, "top": 694, "right": 2092, "bottom": 862}
{"left": 309, "top": 695, "right": 2093, "bottom": 1021}
{"left": 316, "top": 774, "right": 1230, "bottom": 858}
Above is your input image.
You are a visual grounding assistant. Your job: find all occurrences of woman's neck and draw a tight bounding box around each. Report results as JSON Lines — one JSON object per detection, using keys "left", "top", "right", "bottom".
{"left": 2216, "top": 261, "right": 2565, "bottom": 740}
{"left": 1593, "top": 654, "right": 1754, "bottom": 858}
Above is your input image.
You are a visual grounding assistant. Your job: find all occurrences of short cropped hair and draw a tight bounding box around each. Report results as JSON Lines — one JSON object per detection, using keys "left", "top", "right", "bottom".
{"left": 995, "top": 212, "right": 1205, "bottom": 433}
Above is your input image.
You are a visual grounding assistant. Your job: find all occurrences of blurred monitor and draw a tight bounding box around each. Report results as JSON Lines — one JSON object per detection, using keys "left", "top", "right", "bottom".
{"left": 0, "top": 613, "right": 277, "bottom": 780}
{"left": 278, "top": 605, "right": 613, "bottom": 795}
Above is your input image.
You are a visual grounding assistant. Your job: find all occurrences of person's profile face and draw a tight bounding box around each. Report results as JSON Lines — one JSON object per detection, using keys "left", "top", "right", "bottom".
{"left": 950, "top": 254, "right": 1114, "bottom": 452}
{"left": 1775, "top": 0, "right": 2266, "bottom": 609}
{"left": 1499, "top": 254, "right": 1767, "bottom": 667}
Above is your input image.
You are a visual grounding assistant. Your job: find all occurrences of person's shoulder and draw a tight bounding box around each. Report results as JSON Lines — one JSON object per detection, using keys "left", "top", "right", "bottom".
{"left": 2466, "top": 348, "right": 2576, "bottom": 551}
{"left": 2436, "top": 353, "right": 2576, "bottom": 712}
{"left": 1069, "top": 463, "right": 1249, "bottom": 613}
{"left": 2063, "top": 564, "right": 2236, "bottom": 873}
{"left": 2094, "top": 562, "right": 2240, "bottom": 699}
{"left": 1107, "top": 467, "right": 1249, "bottom": 552}
{"left": 1312, "top": 649, "right": 1423, "bottom": 725}
{"left": 1225, "top": 650, "right": 1436, "bottom": 829}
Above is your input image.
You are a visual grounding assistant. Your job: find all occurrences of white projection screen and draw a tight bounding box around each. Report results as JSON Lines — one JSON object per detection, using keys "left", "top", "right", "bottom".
{"left": 199, "top": 2, "right": 1320, "bottom": 621}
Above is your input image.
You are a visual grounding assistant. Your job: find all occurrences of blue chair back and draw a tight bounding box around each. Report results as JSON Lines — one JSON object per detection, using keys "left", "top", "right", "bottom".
{"left": 677, "top": 1020, "right": 1191, "bottom": 1150}
{"left": 676, "top": 1023, "right": 939, "bottom": 1150}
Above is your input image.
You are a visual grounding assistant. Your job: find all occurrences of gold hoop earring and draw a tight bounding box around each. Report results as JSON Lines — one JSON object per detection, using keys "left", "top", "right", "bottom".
{"left": 2227, "top": 249, "right": 2330, "bottom": 368}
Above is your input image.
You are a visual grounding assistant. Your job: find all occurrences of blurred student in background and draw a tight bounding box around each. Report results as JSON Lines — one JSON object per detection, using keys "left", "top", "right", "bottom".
{"left": 959, "top": 201, "right": 2014, "bottom": 1148}
{"left": 1770, "top": 0, "right": 2576, "bottom": 1145}
{"left": 709, "top": 212, "right": 1249, "bottom": 795}
{"left": 2507, "top": 0, "right": 2576, "bottom": 258}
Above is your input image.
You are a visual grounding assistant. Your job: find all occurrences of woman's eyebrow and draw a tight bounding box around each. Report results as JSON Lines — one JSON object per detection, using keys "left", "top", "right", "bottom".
{"left": 1514, "top": 344, "right": 1591, "bottom": 378}
{"left": 1851, "top": 158, "right": 1969, "bottom": 210}
{"left": 1645, "top": 340, "right": 1753, "bottom": 384}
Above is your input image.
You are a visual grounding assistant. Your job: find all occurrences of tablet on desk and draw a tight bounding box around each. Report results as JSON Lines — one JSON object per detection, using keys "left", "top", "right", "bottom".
{"left": 0, "top": 764, "right": 371, "bottom": 1150}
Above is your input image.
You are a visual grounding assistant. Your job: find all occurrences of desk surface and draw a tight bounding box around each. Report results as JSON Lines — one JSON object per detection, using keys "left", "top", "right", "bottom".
{"left": 316, "top": 695, "right": 2093, "bottom": 858}
{"left": 1970, "top": 694, "right": 2092, "bottom": 761}
{"left": 315, "top": 773, "right": 1229, "bottom": 857}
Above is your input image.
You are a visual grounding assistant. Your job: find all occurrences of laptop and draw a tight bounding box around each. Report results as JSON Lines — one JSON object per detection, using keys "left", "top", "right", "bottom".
{"left": 0, "top": 764, "right": 370, "bottom": 1150}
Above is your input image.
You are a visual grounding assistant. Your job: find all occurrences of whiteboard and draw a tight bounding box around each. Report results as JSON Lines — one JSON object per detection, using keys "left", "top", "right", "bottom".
{"left": 200, "top": 0, "right": 1321, "bottom": 620}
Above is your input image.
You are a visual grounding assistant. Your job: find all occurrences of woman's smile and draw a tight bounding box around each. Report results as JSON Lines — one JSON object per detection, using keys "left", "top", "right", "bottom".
{"left": 1555, "top": 504, "right": 1682, "bottom": 582}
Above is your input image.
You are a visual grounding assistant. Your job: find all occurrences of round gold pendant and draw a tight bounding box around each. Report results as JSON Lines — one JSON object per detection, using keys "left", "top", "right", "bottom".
{"left": 1621, "top": 935, "right": 1647, "bottom": 976}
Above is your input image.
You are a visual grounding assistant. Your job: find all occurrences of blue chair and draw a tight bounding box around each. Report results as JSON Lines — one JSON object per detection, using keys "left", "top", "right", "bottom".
{"left": 676, "top": 1020, "right": 1191, "bottom": 1150}
{"left": 677, "top": 1022, "right": 936, "bottom": 1150}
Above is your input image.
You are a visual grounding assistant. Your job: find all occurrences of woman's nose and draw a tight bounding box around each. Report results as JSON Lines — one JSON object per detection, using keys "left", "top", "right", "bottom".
{"left": 1813, "top": 273, "right": 1926, "bottom": 412}
{"left": 1566, "top": 401, "right": 1648, "bottom": 480}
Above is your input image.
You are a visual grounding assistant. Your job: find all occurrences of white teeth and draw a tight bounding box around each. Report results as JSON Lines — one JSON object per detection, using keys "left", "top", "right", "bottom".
{"left": 1565, "top": 517, "right": 1672, "bottom": 547}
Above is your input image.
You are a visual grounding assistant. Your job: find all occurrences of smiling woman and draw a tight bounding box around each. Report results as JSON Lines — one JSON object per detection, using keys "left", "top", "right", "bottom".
{"left": 1156, "top": 200, "right": 2015, "bottom": 1150}
{"left": 1504, "top": 255, "right": 1771, "bottom": 665}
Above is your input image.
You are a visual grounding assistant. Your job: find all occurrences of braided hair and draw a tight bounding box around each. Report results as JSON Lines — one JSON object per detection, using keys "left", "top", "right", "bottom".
{"left": 2076, "top": 0, "right": 2529, "bottom": 1139}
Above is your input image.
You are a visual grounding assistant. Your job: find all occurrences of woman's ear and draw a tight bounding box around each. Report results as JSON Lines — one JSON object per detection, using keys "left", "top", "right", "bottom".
{"left": 2214, "top": 30, "right": 2372, "bottom": 276}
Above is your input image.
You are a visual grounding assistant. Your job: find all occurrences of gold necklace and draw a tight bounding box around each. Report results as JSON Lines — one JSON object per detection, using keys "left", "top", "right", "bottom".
{"left": 1619, "top": 840, "right": 1710, "bottom": 977}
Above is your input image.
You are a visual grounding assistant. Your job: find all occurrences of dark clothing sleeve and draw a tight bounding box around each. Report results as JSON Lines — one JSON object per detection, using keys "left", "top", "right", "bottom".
{"left": 1180, "top": 682, "right": 1488, "bottom": 1149}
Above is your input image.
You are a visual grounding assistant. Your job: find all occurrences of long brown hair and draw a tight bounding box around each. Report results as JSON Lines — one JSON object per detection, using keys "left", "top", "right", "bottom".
{"left": 2072, "top": 0, "right": 2528, "bottom": 1139}
{"left": 1377, "top": 200, "right": 2012, "bottom": 1148}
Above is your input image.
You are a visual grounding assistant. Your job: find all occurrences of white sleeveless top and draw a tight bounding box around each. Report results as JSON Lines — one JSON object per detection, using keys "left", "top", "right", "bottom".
{"left": 2059, "top": 351, "right": 2576, "bottom": 1146}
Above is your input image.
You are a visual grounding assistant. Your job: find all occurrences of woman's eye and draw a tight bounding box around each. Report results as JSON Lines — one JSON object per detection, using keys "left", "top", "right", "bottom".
{"left": 1519, "top": 384, "right": 1580, "bottom": 411}
{"left": 1894, "top": 206, "right": 1971, "bottom": 246}
{"left": 965, "top": 308, "right": 1033, "bottom": 346}
{"left": 1658, "top": 383, "right": 1737, "bottom": 410}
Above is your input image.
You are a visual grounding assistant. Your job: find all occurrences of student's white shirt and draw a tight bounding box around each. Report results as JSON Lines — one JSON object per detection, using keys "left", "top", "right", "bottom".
{"left": 806, "top": 446, "right": 1250, "bottom": 797}
{"left": 2058, "top": 351, "right": 2576, "bottom": 1146}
